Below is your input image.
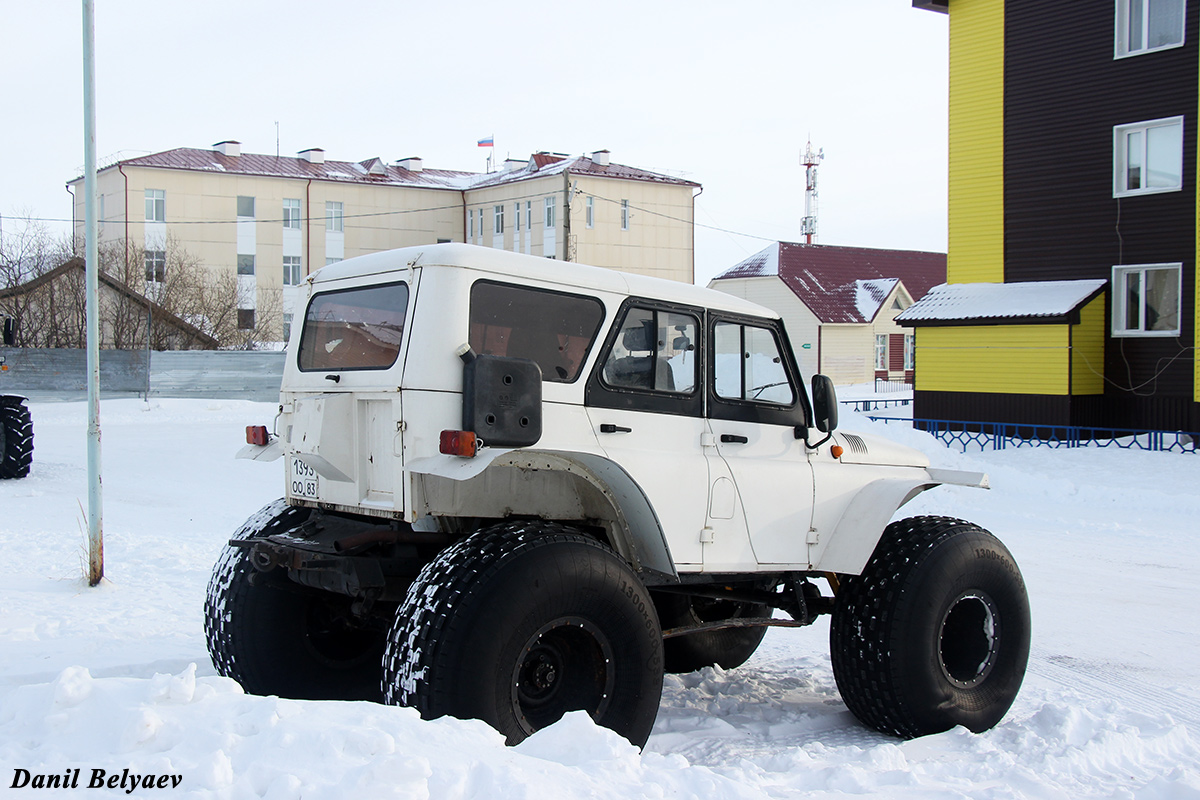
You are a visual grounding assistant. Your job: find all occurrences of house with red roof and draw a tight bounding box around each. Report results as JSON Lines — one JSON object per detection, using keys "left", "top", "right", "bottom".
{"left": 709, "top": 242, "right": 946, "bottom": 386}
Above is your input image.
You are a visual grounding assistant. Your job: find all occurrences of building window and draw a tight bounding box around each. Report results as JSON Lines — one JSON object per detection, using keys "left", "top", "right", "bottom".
{"left": 144, "top": 189, "right": 165, "bottom": 222}
{"left": 586, "top": 196, "right": 594, "bottom": 229}
{"left": 1114, "top": 116, "right": 1184, "bottom": 196}
{"left": 468, "top": 209, "right": 474, "bottom": 239}
{"left": 620, "top": 199, "right": 629, "bottom": 231}
{"left": 325, "top": 257, "right": 342, "bottom": 266}
{"left": 493, "top": 204, "right": 504, "bottom": 234}
{"left": 237, "top": 309, "right": 256, "bottom": 330}
{"left": 514, "top": 202, "right": 521, "bottom": 232}
{"left": 875, "top": 335, "right": 888, "bottom": 370}
{"left": 237, "top": 196, "right": 255, "bottom": 218}
{"left": 283, "top": 256, "right": 302, "bottom": 286}
{"left": 544, "top": 197, "right": 556, "bottom": 229}
{"left": 326, "top": 201, "right": 343, "bottom": 232}
{"left": 283, "top": 313, "right": 294, "bottom": 342}
{"left": 283, "top": 199, "right": 302, "bottom": 229}
{"left": 525, "top": 201, "right": 532, "bottom": 230}
{"left": 237, "top": 255, "right": 256, "bottom": 276}
{"left": 1113, "top": 263, "right": 1181, "bottom": 336}
{"left": 144, "top": 250, "right": 166, "bottom": 283}
{"left": 904, "top": 334, "right": 915, "bottom": 370}
{"left": 1115, "top": 0, "right": 1186, "bottom": 58}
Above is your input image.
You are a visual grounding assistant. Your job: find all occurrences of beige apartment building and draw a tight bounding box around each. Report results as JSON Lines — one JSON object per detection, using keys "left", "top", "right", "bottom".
{"left": 68, "top": 142, "right": 699, "bottom": 340}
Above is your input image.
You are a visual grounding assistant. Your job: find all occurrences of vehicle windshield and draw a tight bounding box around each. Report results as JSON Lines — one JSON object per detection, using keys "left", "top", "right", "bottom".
{"left": 297, "top": 282, "right": 409, "bottom": 371}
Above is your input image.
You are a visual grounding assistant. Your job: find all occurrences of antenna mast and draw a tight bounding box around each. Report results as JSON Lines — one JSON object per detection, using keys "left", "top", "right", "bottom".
{"left": 800, "top": 140, "right": 824, "bottom": 244}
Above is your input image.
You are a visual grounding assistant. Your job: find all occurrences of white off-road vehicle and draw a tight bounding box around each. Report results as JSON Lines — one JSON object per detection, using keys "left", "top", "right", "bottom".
{"left": 206, "top": 243, "right": 1029, "bottom": 747}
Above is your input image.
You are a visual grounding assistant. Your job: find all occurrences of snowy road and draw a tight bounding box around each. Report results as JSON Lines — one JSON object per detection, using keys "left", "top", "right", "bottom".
{"left": 1, "top": 398, "right": 1198, "bottom": 798}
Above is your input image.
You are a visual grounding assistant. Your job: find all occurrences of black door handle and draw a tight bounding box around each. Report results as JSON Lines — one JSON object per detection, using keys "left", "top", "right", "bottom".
{"left": 600, "top": 424, "right": 632, "bottom": 434}
{"left": 720, "top": 434, "right": 749, "bottom": 444}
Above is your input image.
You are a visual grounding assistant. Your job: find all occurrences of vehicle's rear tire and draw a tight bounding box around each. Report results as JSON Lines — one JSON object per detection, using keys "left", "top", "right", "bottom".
{"left": 382, "top": 520, "right": 664, "bottom": 746}
{"left": 204, "top": 499, "right": 387, "bottom": 701}
{"left": 0, "top": 397, "right": 33, "bottom": 480}
{"left": 655, "top": 592, "right": 769, "bottom": 673}
{"left": 830, "top": 516, "right": 1031, "bottom": 738}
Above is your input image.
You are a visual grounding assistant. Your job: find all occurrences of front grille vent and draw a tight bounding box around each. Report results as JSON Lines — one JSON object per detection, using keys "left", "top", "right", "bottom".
{"left": 841, "top": 433, "right": 869, "bottom": 455}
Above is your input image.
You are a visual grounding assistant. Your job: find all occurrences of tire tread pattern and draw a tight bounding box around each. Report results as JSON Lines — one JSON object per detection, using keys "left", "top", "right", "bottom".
{"left": 382, "top": 520, "right": 592, "bottom": 715}
{"left": 0, "top": 397, "right": 33, "bottom": 480}
{"left": 831, "top": 515, "right": 1014, "bottom": 738}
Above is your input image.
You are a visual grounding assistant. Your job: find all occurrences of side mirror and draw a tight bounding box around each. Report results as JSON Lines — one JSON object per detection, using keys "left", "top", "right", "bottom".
{"left": 811, "top": 374, "right": 838, "bottom": 433}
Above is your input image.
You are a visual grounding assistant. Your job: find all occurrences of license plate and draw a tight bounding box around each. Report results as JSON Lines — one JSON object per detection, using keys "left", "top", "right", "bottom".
{"left": 290, "top": 457, "right": 320, "bottom": 499}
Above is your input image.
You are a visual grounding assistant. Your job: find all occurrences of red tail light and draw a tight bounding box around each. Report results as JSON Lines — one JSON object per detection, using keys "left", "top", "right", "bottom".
{"left": 440, "top": 430, "right": 478, "bottom": 457}
{"left": 246, "top": 425, "right": 270, "bottom": 446}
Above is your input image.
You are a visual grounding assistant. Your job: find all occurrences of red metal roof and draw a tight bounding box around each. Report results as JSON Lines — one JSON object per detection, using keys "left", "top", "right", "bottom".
{"left": 93, "top": 148, "right": 698, "bottom": 192}
{"left": 713, "top": 242, "right": 946, "bottom": 324}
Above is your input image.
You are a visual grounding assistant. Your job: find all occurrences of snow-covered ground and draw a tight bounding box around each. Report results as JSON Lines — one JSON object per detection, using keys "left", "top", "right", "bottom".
{"left": 2, "top": 397, "right": 1199, "bottom": 798}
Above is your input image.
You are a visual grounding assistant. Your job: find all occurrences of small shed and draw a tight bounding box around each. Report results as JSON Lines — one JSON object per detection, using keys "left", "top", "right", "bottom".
{"left": 896, "top": 279, "right": 1108, "bottom": 425}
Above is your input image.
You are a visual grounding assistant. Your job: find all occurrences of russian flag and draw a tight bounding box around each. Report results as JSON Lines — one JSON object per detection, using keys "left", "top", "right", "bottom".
{"left": 477, "top": 136, "right": 494, "bottom": 148}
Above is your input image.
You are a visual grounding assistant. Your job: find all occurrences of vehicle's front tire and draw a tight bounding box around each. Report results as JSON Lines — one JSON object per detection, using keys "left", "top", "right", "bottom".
{"left": 204, "top": 499, "right": 387, "bottom": 701}
{"left": 382, "top": 520, "right": 664, "bottom": 746}
{"left": 0, "top": 397, "right": 33, "bottom": 480}
{"left": 655, "top": 592, "right": 770, "bottom": 673}
{"left": 830, "top": 516, "right": 1030, "bottom": 738}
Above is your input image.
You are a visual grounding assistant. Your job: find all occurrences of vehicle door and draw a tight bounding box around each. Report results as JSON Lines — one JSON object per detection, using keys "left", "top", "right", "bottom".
{"left": 707, "top": 316, "right": 815, "bottom": 567}
{"left": 287, "top": 277, "right": 413, "bottom": 514}
{"left": 585, "top": 300, "right": 708, "bottom": 567}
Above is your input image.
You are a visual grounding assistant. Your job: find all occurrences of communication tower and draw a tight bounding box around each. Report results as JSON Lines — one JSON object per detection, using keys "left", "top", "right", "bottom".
{"left": 800, "top": 140, "right": 824, "bottom": 244}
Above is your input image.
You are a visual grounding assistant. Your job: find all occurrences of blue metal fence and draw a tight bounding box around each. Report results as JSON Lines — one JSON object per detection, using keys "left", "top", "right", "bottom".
{"left": 865, "top": 416, "right": 1199, "bottom": 454}
{"left": 841, "top": 398, "right": 913, "bottom": 412}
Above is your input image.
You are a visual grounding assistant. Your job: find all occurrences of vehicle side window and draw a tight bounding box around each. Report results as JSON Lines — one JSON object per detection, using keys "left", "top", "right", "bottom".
{"left": 601, "top": 307, "right": 698, "bottom": 394}
{"left": 297, "top": 282, "right": 409, "bottom": 372}
{"left": 469, "top": 281, "right": 605, "bottom": 383}
{"left": 713, "top": 322, "right": 795, "bottom": 406}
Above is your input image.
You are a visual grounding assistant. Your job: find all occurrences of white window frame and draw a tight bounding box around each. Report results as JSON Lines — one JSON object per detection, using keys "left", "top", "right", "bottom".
{"left": 586, "top": 196, "right": 594, "bottom": 228}
{"left": 544, "top": 197, "right": 556, "bottom": 229}
{"left": 283, "top": 256, "right": 303, "bottom": 286}
{"left": 237, "top": 196, "right": 255, "bottom": 218}
{"left": 1115, "top": 0, "right": 1186, "bottom": 58}
{"left": 283, "top": 199, "right": 302, "bottom": 229}
{"left": 525, "top": 201, "right": 532, "bottom": 230}
{"left": 874, "top": 334, "right": 888, "bottom": 370}
{"left": 1113, "top": 116, "right": 1184, "bottom": 197}
{"left": 144, "top": 189, "right": 165, "bottom": 222}
{"left": 514, "top": 202, "right": 521, "bottom": 232}
{"left": 904, "top": 334, "right": 915, "bottom": 371}
{"left": 144, "top": 249, "right": 166, "bottom": 283}
{"left": 326, "top": 201, "right": 344, "bottom": 232}
{"left": 620, "top": 199, "right": 629, "bottom": 231}
{"left": 493, "top": 204, "right": 504, "bottom": 234}
{"left": 1112, "top": 263, "right": 1182, "bottom": 336}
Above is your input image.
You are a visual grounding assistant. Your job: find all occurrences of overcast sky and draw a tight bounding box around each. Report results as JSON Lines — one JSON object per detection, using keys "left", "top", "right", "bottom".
{"left": 1, "top": 0, "right": 948, "bottom": 286}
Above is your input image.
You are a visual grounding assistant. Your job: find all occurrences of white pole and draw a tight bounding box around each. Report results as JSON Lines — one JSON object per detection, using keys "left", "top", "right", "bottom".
{"left": 82, "top": 0, "right": 103, "bottom": 586}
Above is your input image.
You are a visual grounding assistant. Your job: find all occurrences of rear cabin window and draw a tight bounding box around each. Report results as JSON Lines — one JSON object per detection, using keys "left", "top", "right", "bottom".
{"left": 469, "top": 281, "right": 605, "bottom": 382}
{"left": 298, "top": 282, "right": 409, "bottom": 371}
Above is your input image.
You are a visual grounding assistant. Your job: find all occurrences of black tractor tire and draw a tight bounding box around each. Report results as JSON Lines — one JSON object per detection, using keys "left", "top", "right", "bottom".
{"left": 383, "top": 520, "right": 664, "bottom": 746}
{"left": 655, "top": 592, "right": 770, "bottom": 674}
{"left": 0, "top": 397, "right": 33, "bottom": 480}
{"left": 204, "top": 498, "right": 387, "bottom": 701}
{"left": 830, "top": 516, "right": 1031, "bottom": 738}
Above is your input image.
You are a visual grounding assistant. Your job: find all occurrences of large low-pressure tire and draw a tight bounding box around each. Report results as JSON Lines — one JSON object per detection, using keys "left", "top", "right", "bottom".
{"left": 830, "top": 516, "right": 1031, "bottom": 738}
{"left": 0, "top": 396, "right": 33, "bottom": 480}
{"left": 204, "top": 498, "right": 387, "bottom": 701}
{"left": 383, "top": 520, "right": 664, "bottom": 746}
{"left": 655, "top": 592, "right": 770, "bottom": 674}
